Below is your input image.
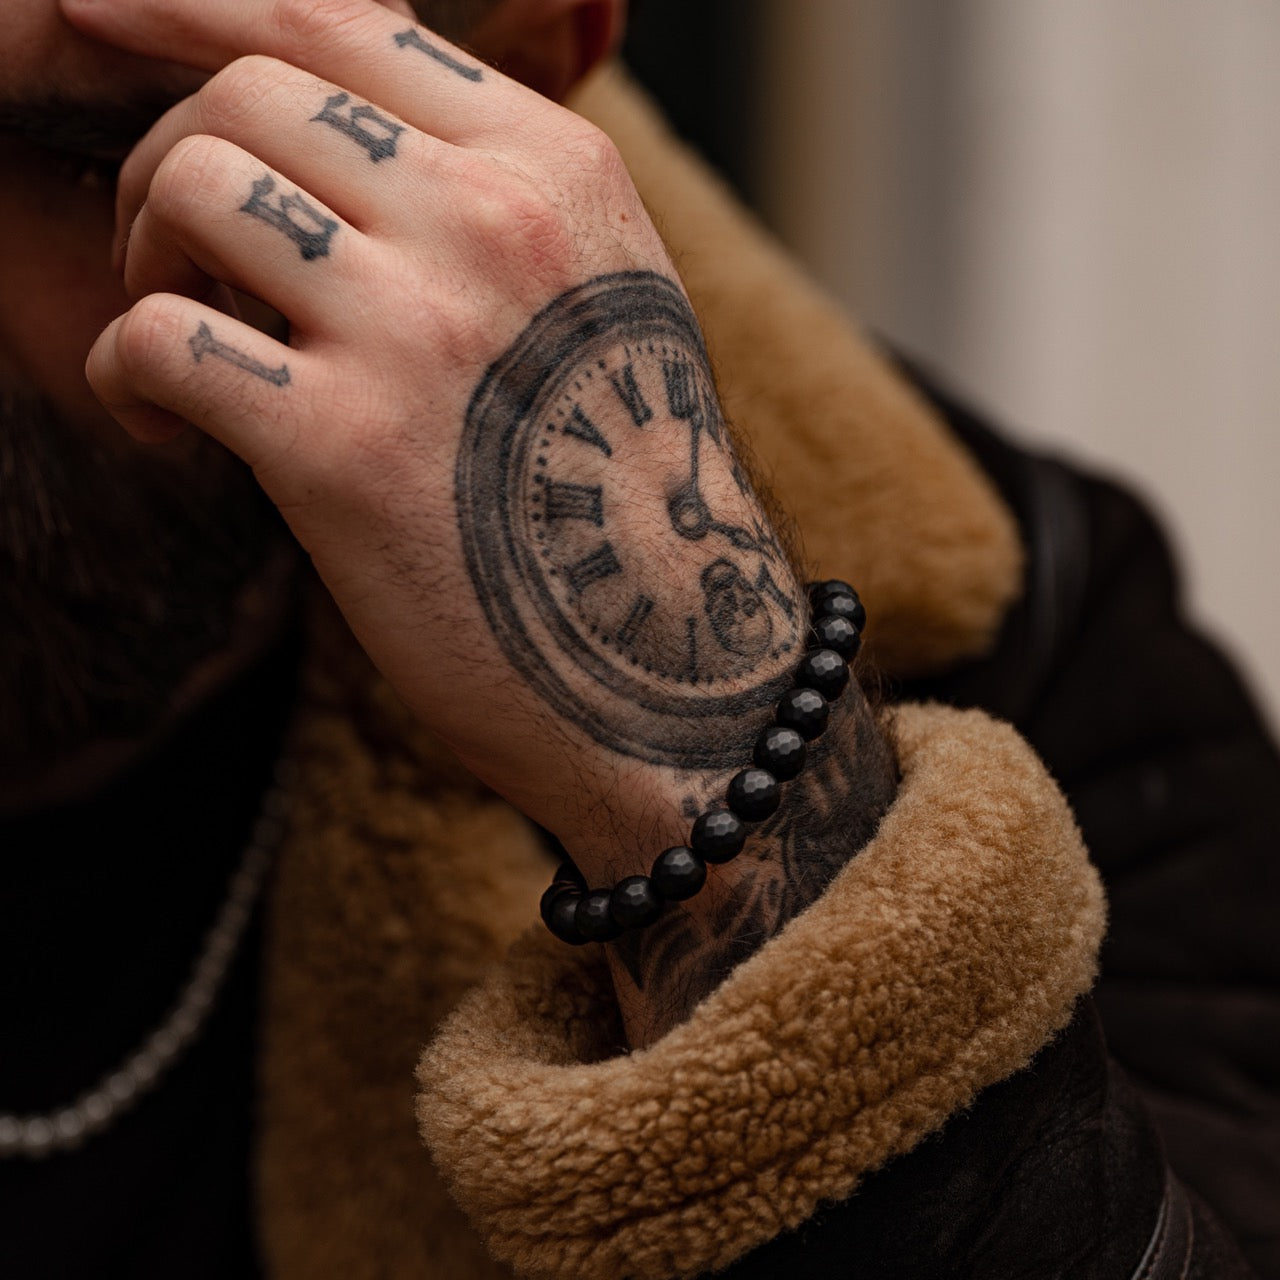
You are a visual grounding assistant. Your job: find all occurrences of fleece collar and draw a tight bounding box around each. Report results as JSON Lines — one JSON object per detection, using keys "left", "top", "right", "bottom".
{"left": 570, "top": 65, "right": 1023, "bottom": 677}
{"left": 417, "top": 704, "right": 1105, "bottom": 1279}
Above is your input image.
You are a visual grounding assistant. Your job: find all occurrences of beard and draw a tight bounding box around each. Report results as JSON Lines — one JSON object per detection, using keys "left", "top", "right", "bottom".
{"left": 0, "top": 388, "right": 285, "bottom": 777}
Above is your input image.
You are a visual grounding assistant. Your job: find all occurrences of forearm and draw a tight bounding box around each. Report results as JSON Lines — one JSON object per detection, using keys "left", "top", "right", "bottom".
{"left": 600, "top": 685, "right": 898, "bottom": 1047}
{"left": 447, "top": 276, "right": 898, "bottom": 1048}
{"left": 69, "top": 0, "right": 898, "bottom": 1050}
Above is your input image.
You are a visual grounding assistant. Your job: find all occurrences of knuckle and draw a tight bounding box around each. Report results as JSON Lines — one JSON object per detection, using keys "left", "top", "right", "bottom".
{"left": 468, "top": 173, "right": 572, "bottom": 282}
{"left": 199, "top": 56, "right": 287, "bottom": 127}
{"left": 268, "top": 0, "right": 370, "bottom": 55}
{"left": 147, "top": 133, "right": 231, "bottom": 219}
{"left": 564, "top": 122, "right": 626, "bottom": 183}
{"left": 115, "top": 297, "right": 182, "bottom": 377}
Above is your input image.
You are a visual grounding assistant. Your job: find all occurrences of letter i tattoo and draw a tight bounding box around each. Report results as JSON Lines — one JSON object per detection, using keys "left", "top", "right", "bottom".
{"left": 393, "top": 28, "right": 484, "bottom": 81}
{"left": 189, "top": 322, "right": 291, "bottom": 386}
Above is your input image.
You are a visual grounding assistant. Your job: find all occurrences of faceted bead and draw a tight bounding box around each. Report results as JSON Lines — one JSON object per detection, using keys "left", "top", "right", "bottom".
{"left": 810, "top": 614, "right": 861, "bottom": 660}
{"left": 541, "top": 882, "right": 570, "bottom": 928}
{"left": 554, "top": 858, "right": 586, "bottom": 889}
{"left": 690, "top": 808, "right": 747, "bottom": 863}
{"left": 814, "top": 589, "right": 866, "bottom": 632}
{"left": 543, "top": 888, "right": 587, "bottom": 945}
{"left": 754, "top": 725, "right": 807, "bottom": 780}
{"left": 575, "top": 890, "right": 624, "bottom": 942}
{"left": 727, "top": 768, "right": 782, "bottom": 821}
{"left": 795, "top": 648, "right": 849, "bottom": 700}
{"left": 651, "top": 846, "right": 708, "bottom": 900}
{"left": 610, "top": 875, "right": 664, "bottom": 928}
{"left": 776, "top": 687, "right": 830, "bottom": 740}
{"left": 809, "top": 579, "right": 856, "bottom": 608}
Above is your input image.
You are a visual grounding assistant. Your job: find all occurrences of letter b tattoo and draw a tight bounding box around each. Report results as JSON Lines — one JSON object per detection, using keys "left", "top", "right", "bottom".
{"left": 313, "top": 93, "right": 405, "bottom": 163}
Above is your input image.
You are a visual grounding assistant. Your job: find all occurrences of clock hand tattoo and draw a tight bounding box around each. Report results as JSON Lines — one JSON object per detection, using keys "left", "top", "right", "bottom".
{"left": 667, "top": 405, "right": 764, "bottom": 553}
{"left": 456, "top": 272, "right": 801, "bottom": 769}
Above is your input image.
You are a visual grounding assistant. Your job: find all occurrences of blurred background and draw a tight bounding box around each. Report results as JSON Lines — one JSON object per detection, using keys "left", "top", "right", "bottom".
{"left": 624, "top": 0, "right": 1280, "bottom": 730}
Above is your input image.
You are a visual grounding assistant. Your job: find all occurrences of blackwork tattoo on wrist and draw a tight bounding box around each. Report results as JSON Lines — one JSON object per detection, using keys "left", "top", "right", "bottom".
{"left": 240, "top": 173, "right": 338, "bottom": 261}
{"left": 189, "top": 321, "right": 290, "bottom": 386}
{"left": 313, "top": 92, "right": 405, "bottom": 163}
{"left": 613, "top": 695, "right": 898, "bottom": 1032}
{"left": 393, "top": 28, "right": 484, "bottom": 82}
{"left": 456, "top": 272, "right": 801, "bottom": 769}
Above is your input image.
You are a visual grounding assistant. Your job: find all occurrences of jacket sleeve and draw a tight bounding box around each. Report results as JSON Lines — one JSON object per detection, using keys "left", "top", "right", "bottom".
{"left": 415, "top": 703, "right": 1108, "bottom": 1279}
{"left": 903, "top": 365, "right": 1280, "bottom": 1279}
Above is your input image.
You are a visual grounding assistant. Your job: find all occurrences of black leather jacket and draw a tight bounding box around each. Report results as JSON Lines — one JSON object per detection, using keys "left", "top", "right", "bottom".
{"left": 717, "top": 367, "right": 1278, "bottom": 1279}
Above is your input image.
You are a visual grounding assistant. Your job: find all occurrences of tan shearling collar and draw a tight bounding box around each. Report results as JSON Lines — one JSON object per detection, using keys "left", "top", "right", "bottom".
{"left": 570, "top": 65, "right": 1023, "bottom": 678}
{"left": 417, "top": 704, "right": 1105, "bottom": 1279}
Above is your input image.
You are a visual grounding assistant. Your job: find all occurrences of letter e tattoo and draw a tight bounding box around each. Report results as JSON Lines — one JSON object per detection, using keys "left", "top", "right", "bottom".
{"left": 240, "top": 174, "right": 338, "bottom": 261}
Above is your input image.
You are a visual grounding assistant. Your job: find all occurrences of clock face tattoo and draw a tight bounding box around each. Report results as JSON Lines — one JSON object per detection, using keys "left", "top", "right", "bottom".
{"left": 456, "top": 272, "right": 800, "bottom": 768}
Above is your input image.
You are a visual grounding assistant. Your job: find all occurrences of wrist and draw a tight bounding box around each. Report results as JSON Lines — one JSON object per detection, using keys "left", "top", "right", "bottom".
{"left": 538, "top": 581, "right": 897, "bottom": 1048}
{"left": 607, "top": 686, "right": 896, "bottom": 1047}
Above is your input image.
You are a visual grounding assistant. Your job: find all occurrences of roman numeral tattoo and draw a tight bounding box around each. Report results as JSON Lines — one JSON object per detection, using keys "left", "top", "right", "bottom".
{"left": 616, "top": 595, "right": 655, "bottom": 647}
{"left": 393, "top": 28, "right": 484, "bottom": 82}
{"left": 188, "top": 322, "right": 290, "bottom": 386}
{"left": 610, "top": 363, "right": 654, "bottom": 427}
{"left": 565, "top": 542, "right": 621, "bottom": 595}
{"left": 313, "top": 92, "right": 405, "bottom": 163}
{"left": 240, "top": 174, "right": 338, "bottom": 261}
{"left": 663, "top": 359, "right": 699, "bottom": 420}
{"left": 561, "top": 405, "right": 612, "bottom": 456}
{"left": 544, "top": 481, "right": 604, "bottom": 525}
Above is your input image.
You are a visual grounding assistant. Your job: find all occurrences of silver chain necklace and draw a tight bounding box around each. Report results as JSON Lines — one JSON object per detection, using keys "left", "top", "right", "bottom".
{"left": 0, "top": 763, "right": 294, "bottom": 1159}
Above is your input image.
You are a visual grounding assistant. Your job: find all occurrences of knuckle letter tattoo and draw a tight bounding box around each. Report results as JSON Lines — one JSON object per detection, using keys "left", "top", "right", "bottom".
{"left": 393, "top": 28, "right": 484, "bottom": 82}
{"left": 240, "top": 173, "right": 338, "bottom": 261}
{"left": 456, "top": 272, "right": 801, "bottom": 769}
{"left": 312, "top": 92, "right": 406, "bottom": 163}
{"left": 189, "top": 322, "right": 291, "bottom": 386}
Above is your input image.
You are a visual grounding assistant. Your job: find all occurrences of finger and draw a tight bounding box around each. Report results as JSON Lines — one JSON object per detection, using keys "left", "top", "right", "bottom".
{"left": 123, "top": 132, "right": 368, "bottom": 338}
{"left": 87, "top": 293, "right": 309, "bottom": 472}
{"left": 61, "top": 0, "right": 542, "bottom": 146}
{"left": 115, "top": 56, "right": 433, "bottom": 254}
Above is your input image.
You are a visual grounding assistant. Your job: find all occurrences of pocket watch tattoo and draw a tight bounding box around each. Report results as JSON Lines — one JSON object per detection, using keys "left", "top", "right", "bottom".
{"left": 456, "top": 272, "right": 800, "bottom": 768}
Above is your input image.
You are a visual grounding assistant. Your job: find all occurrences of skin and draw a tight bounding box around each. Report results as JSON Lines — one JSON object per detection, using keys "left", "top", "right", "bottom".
{"left": 3, "top": 0, "right": 896, "bottom": 1047}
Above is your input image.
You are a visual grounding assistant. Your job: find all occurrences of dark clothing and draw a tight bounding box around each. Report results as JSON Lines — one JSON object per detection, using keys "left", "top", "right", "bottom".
{"left": 719, "top": 365, "right": 1278, "bottom": 1278}
{"left": 0, "top": 628, "right": 300, "bottom": 1278}
{"left": 916, "top": 368, "right": 1280, "bottom": 1277}
{"left": 3, "top": 369, "right": 1274, "bottom": 1278}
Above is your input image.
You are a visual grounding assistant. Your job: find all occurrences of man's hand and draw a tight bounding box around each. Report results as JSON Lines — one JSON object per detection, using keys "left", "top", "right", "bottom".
{"left": 66, "top": 0, "right": 896, "bottom": 1046}
{"left": 71, "top": 1, "right": 724, "bottom": 807}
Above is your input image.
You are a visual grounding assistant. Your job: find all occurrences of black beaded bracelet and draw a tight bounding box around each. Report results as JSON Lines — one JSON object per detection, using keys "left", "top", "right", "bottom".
{"left": 540, "top": 580, "right": 865, "bottom": 946}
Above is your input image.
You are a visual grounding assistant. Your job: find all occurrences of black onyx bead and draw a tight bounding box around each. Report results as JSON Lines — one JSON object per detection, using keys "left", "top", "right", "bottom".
{"left": 610, "top": 875, "right": 664, "bottom": 929}
{"left": 542, "top": 888, "right": 587, "bottom": 945}
{"left": 575, "top": 890, "right": 623, "bottom": 942}
{"left": 810, "top": 614, "right": 861, "bottom": 660}
{"left": 651, "top": 846, "right": 707, "bottom": 900}
{"left": 553, "top": 858, "right": 586, "bottom": 889}
{"left": 727, "top": 768, "right": 782, "bottom": 821}
{"left": 815, "top": 590, "right": 866, "bottom": 632}
{"left": 795, "top": 648, "right": 850, "bottom": 700}
{"left": 690, "top": 808, "right": 746, "bottom": 864}
{"left": 776, "top": 687, "right": 830, "bottom": 740}
{"left": 809, "top": 579, "right": 857, "bottom": 608}
{"left": 754, "top": 724, "right": 807, "bottom": 780}
{"left": 540, "top": 881, "right": 566, "bottom": 928}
